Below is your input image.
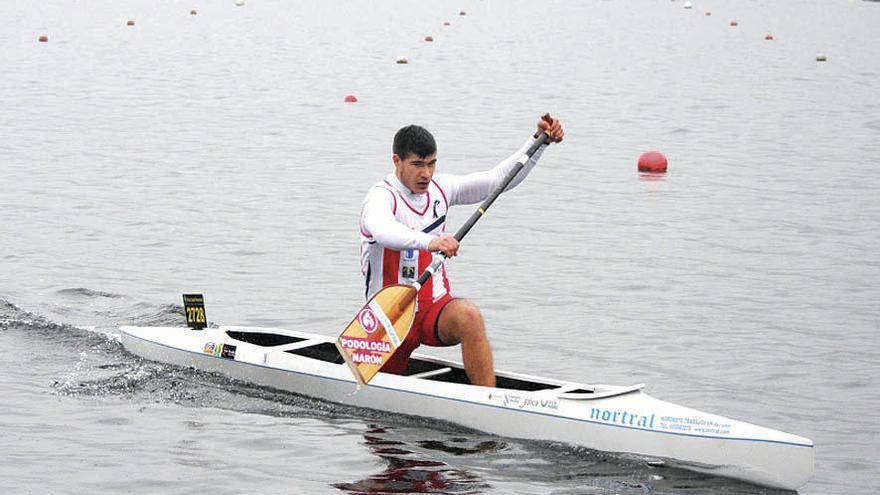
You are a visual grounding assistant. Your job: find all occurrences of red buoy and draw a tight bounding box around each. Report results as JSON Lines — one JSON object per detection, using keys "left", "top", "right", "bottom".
{"left": 638, "top": 151, "right": 668, "bottom": 173}
{"left": 424, "top": 35, "right": 433, "bottom": 42}
{"left": 127, "top": 19, "right": 135, "bottom": 26}
{"left": 344, "top": 95, "right": 358, "bottom": 103}
{"left": 38, "top": 35, "right": 49, "bottom": 42}
{"left": 730, "top": 20, "right": 738, "bottom": 27}
{"left": 190, "top": 9, "right": 198, "bottom": 15}
{"left": 765, "top": 34, "right": 774, "bottom": 40}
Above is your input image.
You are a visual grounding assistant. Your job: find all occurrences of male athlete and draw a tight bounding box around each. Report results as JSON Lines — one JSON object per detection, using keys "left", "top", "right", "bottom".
{"left": 359, "top": 115, "right": 564, "bottom": 387}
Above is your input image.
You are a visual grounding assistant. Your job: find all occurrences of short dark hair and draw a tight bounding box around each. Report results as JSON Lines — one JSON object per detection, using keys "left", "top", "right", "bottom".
{"left": 393, "top": 125, "right": 436, "bottom": 159}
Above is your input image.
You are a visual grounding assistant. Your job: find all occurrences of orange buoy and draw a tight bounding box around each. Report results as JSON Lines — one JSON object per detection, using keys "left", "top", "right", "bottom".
{"left": 38, "top": 34, "right": 48, "bottom": 42}
{"left": 127, "top": 19, "right": 135, "bottom": 26}
{"left": 424, "top": 35, "right": 433, "bottom": 42}
{"left": 190, "top": 9, "right": 197, "bottom": 15}
{"left": 638, "top": 151, "right": 668, "bottom": 173}
{"left": 730, "top": 20, "right": 738, "bottom": 26}
{"left": 765, "top": 34, "right": 774, "bottom": 40}
{"left": 344, "top": 95, "right": 358, "bottom": 103}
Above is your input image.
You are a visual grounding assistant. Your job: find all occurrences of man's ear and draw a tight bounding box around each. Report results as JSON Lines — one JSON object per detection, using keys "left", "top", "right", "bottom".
{"left": 392, "top": 154, "right": 401, "bottom": 166}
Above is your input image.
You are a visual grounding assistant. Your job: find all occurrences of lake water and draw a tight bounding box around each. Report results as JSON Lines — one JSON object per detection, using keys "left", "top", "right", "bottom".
{"left": 2, "top": 0, "right": 878, "bottom": 493}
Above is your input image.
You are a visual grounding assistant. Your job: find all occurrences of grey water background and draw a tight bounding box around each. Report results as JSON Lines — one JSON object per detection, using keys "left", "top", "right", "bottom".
{"left": 1, "top": 0, "right": 878, "bottom": 493}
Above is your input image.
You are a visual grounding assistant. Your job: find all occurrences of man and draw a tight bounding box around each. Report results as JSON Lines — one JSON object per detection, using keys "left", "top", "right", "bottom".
{"left": 359, "top": 115, "right": 564, "bottom": 387}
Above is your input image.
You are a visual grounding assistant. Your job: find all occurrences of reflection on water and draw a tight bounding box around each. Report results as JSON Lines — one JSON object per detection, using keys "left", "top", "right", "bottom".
{"left": 334, "top": 425, "right": 491, "bottom": 495}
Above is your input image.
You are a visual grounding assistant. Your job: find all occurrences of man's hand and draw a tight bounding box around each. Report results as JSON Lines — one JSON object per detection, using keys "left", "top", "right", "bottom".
{"left": 537, "top": 114, "right": 564, "bottom": 143}
{"left": 428, "top": 234, "right": 460, "bottom": 257}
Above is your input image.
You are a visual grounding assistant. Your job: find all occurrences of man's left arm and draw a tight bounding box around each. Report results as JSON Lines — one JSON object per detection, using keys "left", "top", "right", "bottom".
{"left": 438, "top": 115, "right": 564, "bottom": 206}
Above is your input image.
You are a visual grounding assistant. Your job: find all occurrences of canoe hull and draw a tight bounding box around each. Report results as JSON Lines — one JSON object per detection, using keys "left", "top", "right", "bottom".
{"left": 120, "top": 325, "right": 813, "bottom": 490}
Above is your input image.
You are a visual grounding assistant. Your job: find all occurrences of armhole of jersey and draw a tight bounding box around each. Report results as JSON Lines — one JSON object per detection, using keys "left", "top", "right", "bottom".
{"left": 376, "top": 185, "right": 398, "bottom": 215}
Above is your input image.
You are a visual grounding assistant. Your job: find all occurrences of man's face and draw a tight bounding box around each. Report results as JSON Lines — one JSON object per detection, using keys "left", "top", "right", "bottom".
{"left": 393, "top": 152, "right": 437, "bottom": 194}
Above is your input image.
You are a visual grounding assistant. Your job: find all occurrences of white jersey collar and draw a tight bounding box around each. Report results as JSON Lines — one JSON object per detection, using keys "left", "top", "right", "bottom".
{"left": 385, "top": 173, "right": 429, "bottom": 208}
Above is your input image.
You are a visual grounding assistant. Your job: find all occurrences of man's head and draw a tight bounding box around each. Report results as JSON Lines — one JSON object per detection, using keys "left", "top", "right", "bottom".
{"left": 392, "top": 125, "right": 437, "bottom": 194}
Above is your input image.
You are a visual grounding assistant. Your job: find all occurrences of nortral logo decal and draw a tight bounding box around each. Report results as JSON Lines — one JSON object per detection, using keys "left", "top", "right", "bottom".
{"left": 358, "top": 308, "right": 379, "bottom": 333}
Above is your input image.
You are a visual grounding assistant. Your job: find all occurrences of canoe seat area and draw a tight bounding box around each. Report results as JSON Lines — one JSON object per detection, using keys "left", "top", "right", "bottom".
{"left": 286, "top": 342, "right": 346, "bottom": 364}
{"left": 227, "top": 330, "right": 307, "bottom": 347}
{"left": 403, "top": 358, "right": 557, "bottom": 391}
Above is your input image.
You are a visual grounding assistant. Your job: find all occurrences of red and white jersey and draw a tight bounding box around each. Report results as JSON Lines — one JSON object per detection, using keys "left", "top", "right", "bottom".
{"left": 359, "top": 136, "right": 546, "bottom": 310}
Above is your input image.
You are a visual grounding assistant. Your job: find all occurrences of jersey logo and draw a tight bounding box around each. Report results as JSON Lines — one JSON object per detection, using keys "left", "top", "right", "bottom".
{"left": 401, "top": 266, "right": 416, "bottom": 279}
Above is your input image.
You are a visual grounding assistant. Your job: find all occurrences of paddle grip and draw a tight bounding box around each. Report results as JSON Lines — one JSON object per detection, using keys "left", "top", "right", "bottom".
{"left": 415, "top": 132, "right": 551, "bottom": 287}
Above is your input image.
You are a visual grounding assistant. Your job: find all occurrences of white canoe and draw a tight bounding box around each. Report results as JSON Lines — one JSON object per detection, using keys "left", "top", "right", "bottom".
{"left": 120, "top": 324, "right": 813, "bottom": 490}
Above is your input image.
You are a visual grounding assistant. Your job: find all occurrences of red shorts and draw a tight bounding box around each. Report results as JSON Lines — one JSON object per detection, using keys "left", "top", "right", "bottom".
{"left": 381, "top": 293, "right": 456, "bottom": 374}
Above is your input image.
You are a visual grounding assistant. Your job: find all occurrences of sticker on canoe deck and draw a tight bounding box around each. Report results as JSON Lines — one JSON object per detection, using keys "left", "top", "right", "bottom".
{"left": 183, "top": 293, "right": 207, "bottom": 330}
{"left": 655, "top": 415, "right": 732, "bottom": 435}
{"left": 203, "top": 342, "right": 236, "bottom": 360}
{"left": 488, "top": 393, "right": 559, "bottom": 411}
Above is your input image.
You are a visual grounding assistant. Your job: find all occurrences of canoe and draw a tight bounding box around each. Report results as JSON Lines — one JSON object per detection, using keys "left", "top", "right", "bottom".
{"left": 119, "top": 324, "right": 813, "bottom": 490}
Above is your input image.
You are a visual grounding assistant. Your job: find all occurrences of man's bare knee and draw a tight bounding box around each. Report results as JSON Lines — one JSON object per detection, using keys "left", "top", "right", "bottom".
{"left": 438, "top": 299, "right": 484, "bottom": 344}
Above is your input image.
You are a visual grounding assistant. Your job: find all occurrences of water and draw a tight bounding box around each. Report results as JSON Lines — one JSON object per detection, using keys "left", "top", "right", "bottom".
{"left": 2, "top": 0, "right": 878, "bottom": 493}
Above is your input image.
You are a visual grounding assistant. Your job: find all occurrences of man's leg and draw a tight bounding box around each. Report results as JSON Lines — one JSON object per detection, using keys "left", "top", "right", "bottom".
{"left": 436, "top": 299, "right": 496, "bottom": 387}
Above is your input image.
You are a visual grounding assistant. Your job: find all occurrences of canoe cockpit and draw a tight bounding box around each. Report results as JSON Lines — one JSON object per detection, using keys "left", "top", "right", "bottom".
{"left": 223, "top": 329, "right": 590, "bottom": 394}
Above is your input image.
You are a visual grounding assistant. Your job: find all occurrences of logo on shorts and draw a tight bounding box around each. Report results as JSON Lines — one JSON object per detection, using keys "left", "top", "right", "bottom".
{"left": 358, "top": 308, "right": 379, "bottom": 333}
{"left": 404, "top": 249, "right": 416, "bottom": 260}
{"left": 401, "top": 266, "right": 416, "bottom": 279}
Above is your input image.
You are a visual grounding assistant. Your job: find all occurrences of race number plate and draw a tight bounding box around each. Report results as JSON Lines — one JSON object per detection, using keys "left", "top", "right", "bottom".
{"left": 183, "top": 293, "right": 207, "bottom": 329}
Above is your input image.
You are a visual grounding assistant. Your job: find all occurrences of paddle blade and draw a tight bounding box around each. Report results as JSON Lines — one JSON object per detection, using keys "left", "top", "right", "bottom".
{"left": 336, "top": 284, "right": 417, "bottom": 387}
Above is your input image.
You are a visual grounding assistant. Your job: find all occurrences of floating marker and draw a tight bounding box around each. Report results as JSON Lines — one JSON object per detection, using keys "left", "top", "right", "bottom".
{"left": 459, "top": 10, "right": 466, "bottom": 16}
{"left": 127, "top": 19, "right": 135, "bottom": 26}
{"left": 235, "top": 0, "right": 245, "bottom": 6}
{"left": 765, "top": 34, "right": 774, "bottom": 40}
{"left": 344, "top": 95, "right": 358, "bottom": 103}
{"left": 730, "top": 20, "right": 738, "bottom": 26}
{"left": 683, "top": 1, "right": 693, "bottom": 9}
{"left": 190, "top": 9, "right": 198, "bottom": 15}
{"left": 638, "top": 151, "right": 668, "bottom": 173}
{"left": 816, "top": 54, "right": 827, "bottom": 62}
{"left": 38, "top": 34, "right": 48, "bottom": 42}
{"left": 424, "top": 35, "right": 433, "bottom": 42}
{"left": 396, "top": 56, "right": 408, "bottom": 64}
{"left": 705, "top": 11, "right": 712, "bottom": 16}
{"left": 443, "top": 21, "right": 451, "bottom": 26}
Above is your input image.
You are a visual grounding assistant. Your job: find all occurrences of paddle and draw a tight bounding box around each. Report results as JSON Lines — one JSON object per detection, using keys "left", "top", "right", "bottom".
{"left": 336, "top": 126, "right": 553, "bottom": 387}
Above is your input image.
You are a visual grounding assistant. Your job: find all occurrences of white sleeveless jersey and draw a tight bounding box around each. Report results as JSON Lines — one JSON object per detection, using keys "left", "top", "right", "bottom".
{"left": 359, "top": 136, "right": 547, "bottom": 309}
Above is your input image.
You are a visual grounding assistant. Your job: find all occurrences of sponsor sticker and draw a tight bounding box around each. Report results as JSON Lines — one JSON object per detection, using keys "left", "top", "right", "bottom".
{"left": 358, "top": 308, "right": 379, "bottom": 333}
{"left": 220, "top": 344, "right": 236, "bottom": 359}
{"left": 339, "top": 336, "right": 392, "bottom": 353}
{"left": 204, "top": 342, "right": 236, "bottom": 360}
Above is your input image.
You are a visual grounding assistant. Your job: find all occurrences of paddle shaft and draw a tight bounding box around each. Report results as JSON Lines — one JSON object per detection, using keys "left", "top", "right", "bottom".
{"left": 414, "top": 132, "right": 551, "bottom": 288}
